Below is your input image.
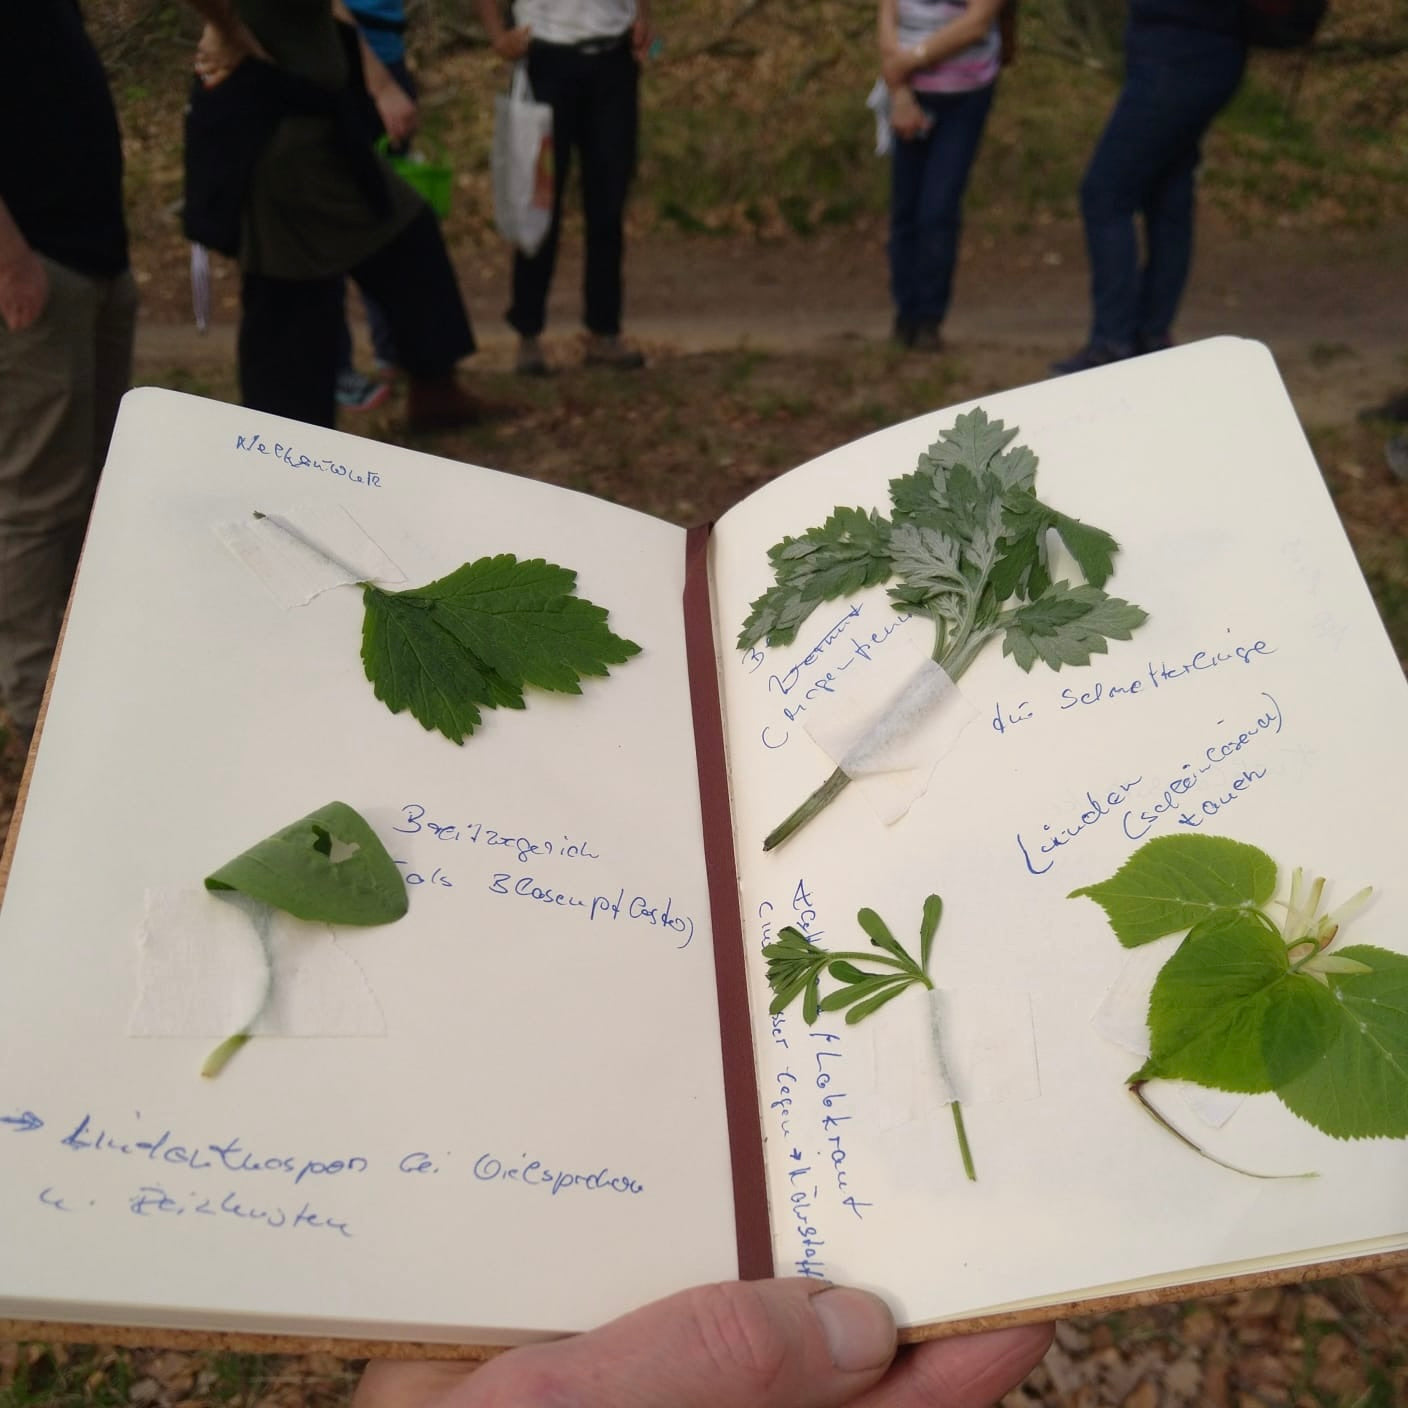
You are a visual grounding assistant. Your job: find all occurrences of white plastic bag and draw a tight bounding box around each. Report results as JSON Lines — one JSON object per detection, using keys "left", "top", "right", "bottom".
{"left": 491, "top": 65, "right": 555, "bottom": 256}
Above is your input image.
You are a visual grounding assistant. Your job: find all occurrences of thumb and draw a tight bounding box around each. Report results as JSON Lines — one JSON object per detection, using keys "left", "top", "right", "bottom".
{"left": 464, "top": 1279, "right": 896, "bottom": 1408}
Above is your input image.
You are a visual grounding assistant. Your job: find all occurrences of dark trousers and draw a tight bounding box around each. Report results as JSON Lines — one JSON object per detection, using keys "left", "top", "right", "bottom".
{"left": 338, "top": 55, "right": 418, "bottom": 372}
{"left": 1080, "top": 19, "right": 1246, "bottom": 352}
{"left": 887, "top": 83, "right": 995, "bottom": 328}
{"left": 507, "top": 36, "right": 639, "bottom": 339}
{"left": 240, "top": 204, "right": 475, "bottom": 427}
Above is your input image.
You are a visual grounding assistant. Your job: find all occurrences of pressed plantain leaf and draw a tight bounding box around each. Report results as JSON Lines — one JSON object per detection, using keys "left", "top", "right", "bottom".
{"left": 205, "top": 800, "right": 408, "bottom": 926}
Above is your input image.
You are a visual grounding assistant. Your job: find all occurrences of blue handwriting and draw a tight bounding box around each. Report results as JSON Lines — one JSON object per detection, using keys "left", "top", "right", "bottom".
{"left": 234, "top": 432, "right": 381, "bottom": 487}
{"left": 472, "top": 1153, "right": 644, "bottom": 1196}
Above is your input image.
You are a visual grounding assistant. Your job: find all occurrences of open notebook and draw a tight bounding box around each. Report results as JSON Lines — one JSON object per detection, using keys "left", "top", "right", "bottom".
{"left": 1, "top": 337, "right": 1404, "bottom": 1353}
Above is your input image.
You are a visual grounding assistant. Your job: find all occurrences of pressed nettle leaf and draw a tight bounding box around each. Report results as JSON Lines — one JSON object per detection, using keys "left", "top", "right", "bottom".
{"left": 1071, "top": 833, "right": 1407, "bottom": 1173}
{"left": 736, "top": 410, "right": 1148, "bottom": 851}
{"left": 201, "top": 801, "right": 408, "bottom": 1077}
{"left": 253, "top": 515, "right": 640, "bottom": 744}
{"left": 764, "top": 895, "right": 977, "bottom": 1181}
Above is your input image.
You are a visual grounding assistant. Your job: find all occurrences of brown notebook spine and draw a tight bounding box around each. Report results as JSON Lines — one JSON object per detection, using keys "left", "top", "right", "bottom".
{"left": 682, "top": 522, "right": 773, "bottom": 1280}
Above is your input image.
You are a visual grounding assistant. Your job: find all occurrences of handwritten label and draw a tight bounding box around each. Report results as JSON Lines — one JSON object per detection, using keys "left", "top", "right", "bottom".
{"left": 394, "top": 805, "right": 601, "bottom": 864}
{"left": 1016, "top": 692, "right": 1285, "bottom": 873}
{"left": 234, "top": 431, "right": 381, "bottom": 488}
{"left": 488, "top": 875, "right": 694, "bottom": 947}
{"left": 471, "top": 1153, "right": 644, "bottom": 1197}
{"left": 750, "top": 604, "right": 914, "bottom": 751}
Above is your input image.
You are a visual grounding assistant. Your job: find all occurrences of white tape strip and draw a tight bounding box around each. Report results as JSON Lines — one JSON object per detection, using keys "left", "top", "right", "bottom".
{"left": 128, "top": 889, "right": 385, "bottom": 1038}
{"left": 215, "top": 502, "right": 405, "bottom": 607}
{"left": 803, "top": 641, "right": 978, "bottom": 824}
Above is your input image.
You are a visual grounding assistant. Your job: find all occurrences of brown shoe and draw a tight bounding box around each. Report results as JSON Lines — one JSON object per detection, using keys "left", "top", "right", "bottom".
{"left": 584, "top": 333, "right": 645, "bottom": 370}
{"left": 405, "top": 374, "right": 483, "bottom": 432}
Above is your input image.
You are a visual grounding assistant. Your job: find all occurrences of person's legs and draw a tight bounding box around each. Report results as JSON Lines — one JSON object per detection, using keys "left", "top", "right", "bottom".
{"left": 507, "top": 42, "right": 579, "bottom": 341}
{"left": 887, "top": 113, "right": 928, "bottom": 340}
{"left": 351, "top": 203, "right": 479, "bottom": 429}
{"left": 0, "top": 259, "right": 115, "bottom": 740}
{"left": 239, "top": 272, "right": 344, "bottom": 427}
{"left": 907, "top": 83, "right": 995, "bottom": 334}
{"left": 1073, "top": 20, "right": 1244, "bottom": 362}
{"left": 1134, "top": 34, "right": 1245, "bottom": 348}
{"left": 577, "top": 41, "right": 639, "bottom": 340}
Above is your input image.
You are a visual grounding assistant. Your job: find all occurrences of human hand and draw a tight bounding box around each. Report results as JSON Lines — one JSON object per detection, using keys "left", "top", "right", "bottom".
{"left": 889, "top": 87, "right": 930, "bottom": 141}
{"left": 632, "top": 16, "right": 655, "bottom": 62}
{"left": 493, "top": 24, "right": 532, "bottom": 61}
{"left": 0, "top": 245, "right": 48, "bottom": 332}
{"left": 880, "top": 41, "right": 919, "bottom": 89}
{"left": 354, "top": 1278, "right": 1052, "bottom": 1408}
{"left": 375, "top": 83, "right": 419, "bottom": 144}
{"left": 193, "top": 18, "right": 266, "bottom": 87}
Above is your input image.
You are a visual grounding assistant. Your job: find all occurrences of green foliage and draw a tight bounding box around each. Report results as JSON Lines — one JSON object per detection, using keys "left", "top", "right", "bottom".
{"left": 740, "top": 408, "right": 1147, "bottom": 849}
{"left": 205, "top": 800, "right": 408, "bottom": 927}
{"left": 763, "top": 899, "right": 938, "bottom": 1026}
{"left": 1073, "top": 834, "right": 1408, "bottom": 1148}
{"left": 1068, "top": 832, "right": 1278, "bottom": 947}
{"left": 361, "top": 555, "right": 641, "bottom": 744}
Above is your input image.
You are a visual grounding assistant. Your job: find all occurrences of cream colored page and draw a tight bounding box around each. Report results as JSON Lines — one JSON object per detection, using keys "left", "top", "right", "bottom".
{"left": 0, "top": 389, "right": 736, "bottom": 1343}
{"left": 712, "top": 339, "right": 1408, "bottom": 1326}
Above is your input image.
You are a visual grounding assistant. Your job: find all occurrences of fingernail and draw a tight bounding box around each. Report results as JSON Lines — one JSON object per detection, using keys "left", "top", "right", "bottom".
{"left": 811, "top": 1287, "right": 897, "bottom": 1372}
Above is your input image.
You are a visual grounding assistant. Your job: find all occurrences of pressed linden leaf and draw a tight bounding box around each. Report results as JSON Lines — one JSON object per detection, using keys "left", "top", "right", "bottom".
{"left": 1269, "top": 944, "right": 1408, "bottom": 1139}
{"left": 1134, "top": 908, "right": 1326, "bottom": 1093}
{"left": 204, "top": 800, "right": 408, "bottom": 926}
{"left": 1070, "top": 833, "right": 1279, "bottom": 948}
{"left": 361, "top": 555, "right": 640, "bottom": 743}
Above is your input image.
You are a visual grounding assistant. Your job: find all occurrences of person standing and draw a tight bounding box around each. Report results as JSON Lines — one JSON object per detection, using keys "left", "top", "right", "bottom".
{"left": 0, "top": 1, "right": 138, "bottom": 748}
{"left": 1052, "top": 0, "right": 1247, "bottom": 373}
{"left": 184, "top": 0, "right": 482, "bottom": 432}
{"left": 477, "top": 0, "right": 652, "bottom": 376}
{"left": 878, "top": 0, "right": 1005, "bottom": 352}
{"left": 336, "top": 0, "right": 418, "bottom": 412}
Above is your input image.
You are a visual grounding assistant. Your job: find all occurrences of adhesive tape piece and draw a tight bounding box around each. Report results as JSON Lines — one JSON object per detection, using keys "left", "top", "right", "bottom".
{"left": 215, "top": 501, "right": 405, "bottom": 607}
{"left": 803, "top": 641, "right": 978, "bottom": 824}
{"left": 129, "top": 889, "right": 385, "bottom": 1038}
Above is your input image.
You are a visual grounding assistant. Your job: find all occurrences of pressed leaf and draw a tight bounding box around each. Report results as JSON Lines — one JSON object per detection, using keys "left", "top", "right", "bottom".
{"left": 919, "top": 894, "right": 943, "bottom": 970}
{"left": 1270, "top": 944, "right": 1408, "bottom": 1139}
{"left": 818, "top": 975, "right": 905, "bottom": 1012}
{"left": 856, "top": 907, "right": 909, "bottom": 963}
{"left": 361, "top": 555, "right": 640, "bottom": 743}
{"left": 844, "top": 983, "right": 914, "bottom": 1023}
{"left": 1135, "top": 909, "right": 1316, "bottom": 1093}
{"left": 1070, "top": 833, "right": 1278, "bottom": 947}
{"left": 1001, "top": 583, "right": 1148, "bottom": 672}
{"left": 205, "top": 801, "right": 408, "bottom": 926}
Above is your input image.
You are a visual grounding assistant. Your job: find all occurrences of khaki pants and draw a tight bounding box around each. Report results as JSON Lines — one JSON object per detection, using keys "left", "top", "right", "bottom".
{"left": 0, "top": 257, "right": 137, "bottom": 740}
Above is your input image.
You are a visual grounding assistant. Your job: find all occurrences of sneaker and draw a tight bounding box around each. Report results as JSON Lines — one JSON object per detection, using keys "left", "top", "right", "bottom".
{"left": 515, "top": 335, "right": 550, "bottom": 377}
{"left": 584, "top": 333, "right": 645, "bottom": 370}
{"left": 1050, "top": 341, "right": 1134, "bottom": 376}
{"left": 335, "top": 367, "right": 391, "bottom": 412}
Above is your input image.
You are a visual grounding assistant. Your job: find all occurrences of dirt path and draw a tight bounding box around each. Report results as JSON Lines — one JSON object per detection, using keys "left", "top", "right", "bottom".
{"left": 134, "top": 211, "right": 1408, "bottom": 427}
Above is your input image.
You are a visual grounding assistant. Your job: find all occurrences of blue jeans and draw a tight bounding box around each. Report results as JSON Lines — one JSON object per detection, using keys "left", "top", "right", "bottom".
{"left": 888, "top": 82, "right": 995, "bottom": 329}
{"left": 1080, "top": 19, "right": 1246, "bottom": 352}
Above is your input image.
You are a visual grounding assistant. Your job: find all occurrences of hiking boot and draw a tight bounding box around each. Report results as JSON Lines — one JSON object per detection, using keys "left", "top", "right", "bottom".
{"left": 405, "top": 374, "right": 484, "bottom": 433}
{"left": 335, "top": 367, "right": 391, "bottom": 412}
{"left": 909, "top": 321, "right": 944, "bottom": 353}
{"left": 584, "top": 333, "right": 645, "bottom": 370}
{"left": 1050, "top": 340, "right": 1134, "bottom": 376}
{"left": 515, "top": 335, "right": 550, "bottom": 377}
